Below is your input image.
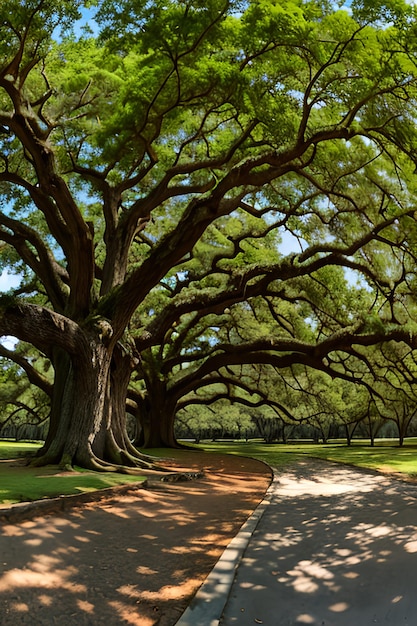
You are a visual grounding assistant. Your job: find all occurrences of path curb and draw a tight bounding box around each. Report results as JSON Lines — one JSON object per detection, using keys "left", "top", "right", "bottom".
{"left": 0, "top": 480, "right": 147, "bottom": 524}
{"left": 174, "top": 467, "right": 279, "bottom": 626}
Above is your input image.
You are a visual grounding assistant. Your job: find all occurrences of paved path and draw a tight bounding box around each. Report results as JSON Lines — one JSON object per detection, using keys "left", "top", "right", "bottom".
{"left": 179, "top": 458, "right": 417, "bottom": 626}
{"left": 221, "top": 459, "right": 417, "bottom": 626}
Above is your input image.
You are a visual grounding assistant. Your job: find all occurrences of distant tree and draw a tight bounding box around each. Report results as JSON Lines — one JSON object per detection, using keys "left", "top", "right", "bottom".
{"left": 367, "top": 343, "right": 417, "bottom": 446}
{"left": 0, "top": 345, "right": 51, "bottom": 440}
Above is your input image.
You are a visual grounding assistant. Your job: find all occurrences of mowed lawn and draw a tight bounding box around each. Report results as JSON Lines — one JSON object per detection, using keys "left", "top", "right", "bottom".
{"left": 2, "top": 437, "right": 417, "bottom": 506}
{"left": 0, "top": 441, "right": 146, "bottom": 505}
{"left": 196, "top": 438, "right": 417, "bottom": 478}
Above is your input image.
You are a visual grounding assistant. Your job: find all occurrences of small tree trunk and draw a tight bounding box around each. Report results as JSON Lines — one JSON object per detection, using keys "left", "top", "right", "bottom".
{"left": 344, "top": 424, "right": 352, "bottom": 446}
{"left": 370, "top": 424, "right": 375, "bottom": 447}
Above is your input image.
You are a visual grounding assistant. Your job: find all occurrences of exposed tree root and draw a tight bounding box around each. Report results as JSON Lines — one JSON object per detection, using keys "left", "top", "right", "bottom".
{"left": 29, "top": 441, "right": 204, "bottom": 482}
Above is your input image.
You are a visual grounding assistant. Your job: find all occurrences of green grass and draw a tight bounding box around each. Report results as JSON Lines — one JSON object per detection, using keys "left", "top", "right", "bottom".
{"left": 3, "top": 437, "right": 417, "bottom": 506}
{"left": 0, "top": 440, "right": 43, "bottom": 459}
{"left": 0, "top": 441, "right": 146, "bottom": 505}
{"left": 193, "top": 438, "right": 417, "bottom": 478}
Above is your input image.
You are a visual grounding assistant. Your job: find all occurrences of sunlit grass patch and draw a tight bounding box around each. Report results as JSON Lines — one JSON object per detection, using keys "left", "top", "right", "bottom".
{"left": 191, "top": 439, "right": 417, "bottom": 479}
{"left": 0, "top": 440, "right": 42, "bottom": 459}
{"left": 0, "top": 465, "right": 145, "bottom": 505}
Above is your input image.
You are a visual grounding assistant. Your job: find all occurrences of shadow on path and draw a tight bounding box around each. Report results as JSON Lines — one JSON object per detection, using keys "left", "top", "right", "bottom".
{"left": 0, "top": 454, "right": 270, "bottom": 626}
{"left": 220, "top": 459, "right": 417, "bottom": 626}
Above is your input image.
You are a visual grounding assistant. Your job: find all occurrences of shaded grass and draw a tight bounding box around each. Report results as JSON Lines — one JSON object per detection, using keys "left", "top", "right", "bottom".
{"left": 0, "top": 441, "right": 146, "bottom": 505}
{"left": 192, "top": 438, "right": 417, "bottom": 478}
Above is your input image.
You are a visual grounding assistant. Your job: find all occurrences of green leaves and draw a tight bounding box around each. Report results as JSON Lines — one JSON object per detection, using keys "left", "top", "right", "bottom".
{"left": 3, "top": 0, "right": 417, "bottom": 451}
{"left": 0, "top": 0, "right": 81, "bottom": 67}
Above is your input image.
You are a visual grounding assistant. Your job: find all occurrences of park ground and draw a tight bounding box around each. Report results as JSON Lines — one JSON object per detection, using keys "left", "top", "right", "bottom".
{"left": 0, "top": 450, "right": 271, "bottom": 625}
{"left": 2, "top": 441, "right": 417, "bottom": 624}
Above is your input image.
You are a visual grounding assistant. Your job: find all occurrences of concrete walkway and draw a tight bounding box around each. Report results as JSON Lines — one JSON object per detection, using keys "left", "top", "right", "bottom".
{"left": 177, "top": 458, "right": 417, "bottom": 626}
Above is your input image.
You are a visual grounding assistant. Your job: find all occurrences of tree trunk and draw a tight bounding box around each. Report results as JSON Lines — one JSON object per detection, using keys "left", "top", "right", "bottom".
{"left": 33, "top": 332, "right": 113, "bottom": 468}
{"left": 0, "top": 302, "right": 169, "bottom": 470}
{"left": 344, "top": 421, "right": 359, "bottom": 446}
{"left": 38, "top": 346, "right": 73, "bottom": 457}
{"left": 134, "top": 383, "right": 178, "bottom": 449}
{"left": 103, "top": 345, "right": 159, "bottom": 468}
{"left": 131, "top": 353, "right": 180, "bottom": 449}
{"left": 139, "top": 403, "right": 178, "bottom": 448}
{"left": 344, "top": 424, "right": 351, "bottom": 446}
{"left": 32, "top": 332, "right": 160, "bottom": 470}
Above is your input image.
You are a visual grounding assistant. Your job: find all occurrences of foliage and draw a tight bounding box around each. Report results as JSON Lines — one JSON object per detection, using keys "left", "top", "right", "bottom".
{"left": 0, "top": 347, "right": 51, "bottom": 440}
{"left": 2, "top": 0, "right": 417, "bottom": 466}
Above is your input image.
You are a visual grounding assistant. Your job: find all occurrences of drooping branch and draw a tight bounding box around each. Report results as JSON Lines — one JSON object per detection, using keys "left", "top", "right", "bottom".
{"left": 169, "top": 325, "right": 417, "bottom": 400}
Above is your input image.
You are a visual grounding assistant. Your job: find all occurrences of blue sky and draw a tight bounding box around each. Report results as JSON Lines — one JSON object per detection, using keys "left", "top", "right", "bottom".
{"left": 0, "top": 270, "right": 20, "bottom": 292}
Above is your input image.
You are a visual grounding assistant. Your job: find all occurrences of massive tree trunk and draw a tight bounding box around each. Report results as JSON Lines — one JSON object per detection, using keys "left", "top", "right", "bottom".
{"left": 23, "top": 330, "right": 186, "bottom": 469}
{"left": 132, "top": 383, "right": 178, "bottom": 449}
{"left": 35, "top": 339, "right": 162, "bottom": 470}
{"left": 34, "top": 331, "right": 114, "bottom": 469}
{"left": 0, "top": 301, "right": 168, "bottom": 470}
{"left": 103, "top": 345, "right": 159, "bottom": 469}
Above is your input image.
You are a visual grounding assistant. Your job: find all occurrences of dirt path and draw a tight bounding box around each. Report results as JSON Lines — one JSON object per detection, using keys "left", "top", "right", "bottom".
{"left": 0, "top": 451, "right": 272, "bottom": 626}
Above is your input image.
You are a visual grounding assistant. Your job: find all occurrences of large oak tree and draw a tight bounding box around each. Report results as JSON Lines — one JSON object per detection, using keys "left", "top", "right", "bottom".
{"left": 1, "top": 0, "right": 417, "bottom": 468}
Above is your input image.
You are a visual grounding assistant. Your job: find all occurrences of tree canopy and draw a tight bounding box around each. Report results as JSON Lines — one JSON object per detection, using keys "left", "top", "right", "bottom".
{"left": 1, "top": 0, "right": 417, "bottom": 468}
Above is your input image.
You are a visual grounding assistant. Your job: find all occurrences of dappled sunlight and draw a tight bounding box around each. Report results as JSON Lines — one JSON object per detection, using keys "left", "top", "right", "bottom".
{"left": 10, "top": 601, "right": 29, "bottom": 612}
{"left": 136, "top": 565, "right": 158, "bottom": 576}
{"left": 0, "top": 565, "right": 86, "bottom": 593}
{"left": 404, "top": 540, "right": 417, "bottom": 553}
{"left": 220, "top": 459, "right": 417, "bottom": 625}
{"left": 133, "top": 577, "right": 205, "bottom": 602}
{"left": 76, "top": 598, "right": 95, "bottom": 613}
{"left": 275, "top": 467, "right": 378, "bottom": 498}
{"left": 1, "top": 524, "right": 25, "bottom": 537}
{"left": 139, "top": 533, "right": 158, "bottom": 540}
{"left": 295, "top": 614, "right": 315, "bottom": 624}
{"left": 23, "top": 537, "right": 43, "bottom": 547}
{"left": 287, "top": 559, "right": 335, "bottom": 594}
{"left": 100, "top": 506, "right": 132, "bottom": 519}
{"left": 261, "top": 527, "right": 303, "bottom": 548}
{"left": 107, "top": 599, "right": 156, "bottom": 625}
{"left": 38, "top": 594, "right": 53, "bottom": 606}
{"left": 329, "top": 602, "right": 349, "bottom": 613}
{"left": 30, "top": 553, "right": 65, "bottom": 573}
{"left": 0, "top": 451, "right": 270, "bottom": 625}
{"left": 73, "top": 534, "right": 90, "bottom": 543}
{"left": 359, "top": 523, "right": 392, "bottom": 538}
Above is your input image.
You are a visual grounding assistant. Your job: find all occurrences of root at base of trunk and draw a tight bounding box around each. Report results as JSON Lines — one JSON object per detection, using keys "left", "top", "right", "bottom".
{"left": 30, "top": 448, "right": 205, "bottom": 482}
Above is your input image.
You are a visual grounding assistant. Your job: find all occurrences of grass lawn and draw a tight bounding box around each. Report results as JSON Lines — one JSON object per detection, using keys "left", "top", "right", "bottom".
{"left": 192, "top": 438, "right": 417, "bottom": 479}
{"left": 3, "top": 437, "right": 417, "bottom": 506}
{"left": 0, "top": 441, "right": 146, "bottom": 506}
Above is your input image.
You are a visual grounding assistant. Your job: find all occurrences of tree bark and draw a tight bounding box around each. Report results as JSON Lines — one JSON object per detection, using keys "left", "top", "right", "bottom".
{"left": 33, "top": 332, "right": 113, "bottom": 469}
{"left": 103, "top": 345, "right": 160, "bottom": 468}
{"left": 134, "top": 386, "right": 178, "bottom": 449}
